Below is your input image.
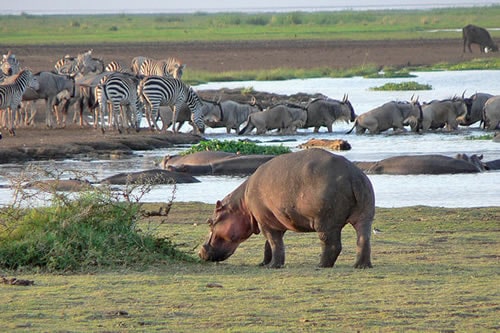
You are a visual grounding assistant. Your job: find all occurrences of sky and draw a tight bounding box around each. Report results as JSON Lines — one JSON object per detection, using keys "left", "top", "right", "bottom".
{"left": 4, "top": 0, "right": 500, "bottom": 15}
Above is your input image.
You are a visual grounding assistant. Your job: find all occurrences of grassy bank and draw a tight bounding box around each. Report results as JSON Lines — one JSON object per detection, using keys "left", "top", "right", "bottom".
{"left": 182, "top": 57, "right": 500, "bottom": 85}
{"left": 1, "top": 203, "right": 498, "bottom": 332}
{"left": 1, "top": 7, "right": 500, "bottom": 44}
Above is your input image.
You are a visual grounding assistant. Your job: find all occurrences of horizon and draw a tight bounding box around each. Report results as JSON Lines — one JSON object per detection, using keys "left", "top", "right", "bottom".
{"left": 2, "top": 0, "right": 499, "bottom": 15}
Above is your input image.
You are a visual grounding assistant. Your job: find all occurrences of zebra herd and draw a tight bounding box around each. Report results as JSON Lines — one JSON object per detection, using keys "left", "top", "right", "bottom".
{"left": 0, "top": 49, "right": 205, "bottom": 135}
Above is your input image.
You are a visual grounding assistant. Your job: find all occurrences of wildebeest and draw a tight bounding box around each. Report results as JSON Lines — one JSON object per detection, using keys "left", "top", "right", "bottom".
{"left": 460, "top": 92, "right": 493, "bottom": 126}
{"left": 22, "top": 71, "right": 75, "bottom": 128}
{"left": 199, "top": 148, "right": 375, "bottom": 268}
{"left": 483, "top": 95, "right": 500, "bottom": 130}
{"left": 347, "top": 98, "right": 422, "bottom": 134}
{"left": 238, "top": 103, "right": 307, "bottom": 135}
{"left": 203, "top": 99, "right": 263, "bottom": 134}
{"left": 302, "top": 95, "right": 356, "bottom": 133}
{"left": 420, "top": 97, "right": 470, "bottom": 132}
{"left": 462, "top": 24, "right": 499, "bottom": 53}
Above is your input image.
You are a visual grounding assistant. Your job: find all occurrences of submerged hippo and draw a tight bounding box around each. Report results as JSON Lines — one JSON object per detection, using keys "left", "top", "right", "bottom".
{"left": 354, "top": 154, "right": 483, "bottom": 175}
{"left": 199, "top": 148, "right": 375, "bottom": 269}
{"left": 163, "top": 151, "right": 276, "bottom": 176}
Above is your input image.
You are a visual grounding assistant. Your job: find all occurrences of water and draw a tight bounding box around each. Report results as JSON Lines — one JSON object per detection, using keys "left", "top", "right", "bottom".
{"left": 4, "top": 1, "right": 498, "bottom": 15}
{"left": 1, "top": 70, "right": 499, "bottom": 208}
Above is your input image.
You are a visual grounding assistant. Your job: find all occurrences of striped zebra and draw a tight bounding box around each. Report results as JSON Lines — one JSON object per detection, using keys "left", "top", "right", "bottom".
{"left": 54, "top": 55, "right": 78, "bottom": 75}
{"left": 0, "top": 50, "right": 21, "bottom": 82}
{"left": 0, "top": 69, "right": 33, "bottom": 136}
{"left": 54, "top": 50, "right": 104, "bottom": 76}
{"left": 98, "top": 72, "right": 143, "bottom": 133}
{"left": 138, "top": 76, "right": 204, "bottom": 133}
{"left": 133, "top": 56, "right": 185, "bottom": 79}
{"left": 76, "top": 49, "right": 104, "bottom": 75}
{"left": 104, "top": 60, "right": 126, "bottom": 73}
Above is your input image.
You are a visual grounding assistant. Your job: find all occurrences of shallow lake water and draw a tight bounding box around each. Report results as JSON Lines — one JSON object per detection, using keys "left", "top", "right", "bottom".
{"left": 1, "top": 70, "right": 499, "bottom": 208}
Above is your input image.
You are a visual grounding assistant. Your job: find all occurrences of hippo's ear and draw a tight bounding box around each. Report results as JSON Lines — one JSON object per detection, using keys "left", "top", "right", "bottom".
{"left": 215, "top": 200, "right": 223, "bottom": 211}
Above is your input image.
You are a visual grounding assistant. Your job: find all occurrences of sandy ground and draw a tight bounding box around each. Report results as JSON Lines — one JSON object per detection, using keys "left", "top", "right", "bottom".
{"left": 2, "top": 38, "right": 490, "bottom": 74}
{"left": 0, "top": 38, "right": 496, "bottom": 159}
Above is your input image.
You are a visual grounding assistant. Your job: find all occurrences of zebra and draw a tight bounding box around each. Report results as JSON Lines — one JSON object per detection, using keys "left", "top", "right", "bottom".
{"left": 0, "top": 50, "right": 21, "bottom": 82}
{"left": 104, "top": 60, "right": 126, "bottom": 73}
{"left": 76, "top": 49, "right": 104, "bottom": 75}
{"left": 138, "top": 76, "right": 205, "bottom": 134}
{"left": 133, "top": 56, "right": 185, "bottom": 79}
{"left": 54, "top": 55, "right": 79, "bottom": 75}
{"left": 0, "top": 69, "right": 33, "bottom": 136}
{"left": 54, "top": 50, "right": 104, "bottom": 76}
{"left": 98, "top": 72, "right": 143, "bottom": 133}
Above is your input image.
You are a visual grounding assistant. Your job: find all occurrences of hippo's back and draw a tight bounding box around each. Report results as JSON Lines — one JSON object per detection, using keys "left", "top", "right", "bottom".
{"left": 244, "top": 148, "right": 374, "bottom": 230}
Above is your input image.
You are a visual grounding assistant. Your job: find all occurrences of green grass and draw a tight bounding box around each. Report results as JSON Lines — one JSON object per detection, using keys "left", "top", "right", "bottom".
{"left": 181, "top": 139, "right": 291, "bottom": 155}
{"left": 0, "top": 203, "right": 498, "bottom": 332}
{"left": 465, "top": 134, "right": 495, "bottom": 140}
{"left": 1, "top": 7, "right": 500, "bottom": 44}
{"left": 370, "top": 81, "right": 433, "bottom": 91}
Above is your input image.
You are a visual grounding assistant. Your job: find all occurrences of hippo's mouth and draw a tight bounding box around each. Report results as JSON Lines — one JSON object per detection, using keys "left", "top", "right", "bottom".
{"left": 199, "top": 244, "right": 235, "bottom": 262}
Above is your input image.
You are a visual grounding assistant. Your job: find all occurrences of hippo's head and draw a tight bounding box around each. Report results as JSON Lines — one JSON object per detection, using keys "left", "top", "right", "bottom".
{"left": 199, "top": 200, "right": 259, "bottom": 262}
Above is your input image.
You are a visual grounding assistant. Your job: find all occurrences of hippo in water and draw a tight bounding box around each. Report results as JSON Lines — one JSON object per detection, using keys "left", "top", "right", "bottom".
{"left": 199, "top": 148, "right": 375, "bottom": 269}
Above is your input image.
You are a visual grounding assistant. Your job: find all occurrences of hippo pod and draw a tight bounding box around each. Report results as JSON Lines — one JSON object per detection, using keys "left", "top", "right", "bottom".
{"left": 99, "top": 169, "right": 199, "bottom": 185}
{"left": 354, "top": 154, "right": 489, "bottom": 175}
{"left": 199, "top": 148, "right": 375, "bottom": 269}
{"left": 162, "top": 151, "right": 276, "bottom": 176}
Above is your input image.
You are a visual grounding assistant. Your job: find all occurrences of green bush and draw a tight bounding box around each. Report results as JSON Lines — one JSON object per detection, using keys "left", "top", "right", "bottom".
{"left": 370, "top": 81, "right": 432, "bottom": 91}
{"left": 182, "top": 139, "right": 291, "bottom": 155}
{"left": 0, "top": 170, "right": 193, "bottom": 272}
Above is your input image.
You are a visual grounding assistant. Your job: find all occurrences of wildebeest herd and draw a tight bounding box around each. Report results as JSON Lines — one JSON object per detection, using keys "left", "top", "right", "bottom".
{"left": 0, "top": 23, "right": 499, "bottom": 136}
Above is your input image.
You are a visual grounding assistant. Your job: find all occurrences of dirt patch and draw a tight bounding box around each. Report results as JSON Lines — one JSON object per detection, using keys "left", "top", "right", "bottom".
{"left": 1, "top": 38, "right": 490, "bottom": 73}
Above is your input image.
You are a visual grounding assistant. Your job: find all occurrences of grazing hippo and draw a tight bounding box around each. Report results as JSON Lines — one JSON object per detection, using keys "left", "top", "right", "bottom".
{"left": 354, "top": 154, "right": 483, "bottom": 175}
{"left": 100, "top": 169, "right": 199, "bottom": 185}
{"left": 199, "top": 148, "right": 375, "bottom": 269}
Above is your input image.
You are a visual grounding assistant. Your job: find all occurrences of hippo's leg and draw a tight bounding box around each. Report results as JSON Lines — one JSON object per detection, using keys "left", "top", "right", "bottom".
{"left": 352, "top": 221, "right": 373, "bottom": 269}
{"left": 260, "top": 229, "right": 286, "bottom": 268}
{"left": 259, "top": 240, "right": 272, "bottom": 266}
{"left": 318, "top": 228, "right": 342, "bottom": 267}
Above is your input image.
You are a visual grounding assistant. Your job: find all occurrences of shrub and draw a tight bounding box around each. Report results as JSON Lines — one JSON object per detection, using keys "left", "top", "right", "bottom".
{"left": 370, "top": 81, "right": 432, "bottom": 91}
{"left": 182, "top": 139, "right": 291, "bottom": 155}
{"left": 0, "top": 166, "right": 191, "bottom": 272}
